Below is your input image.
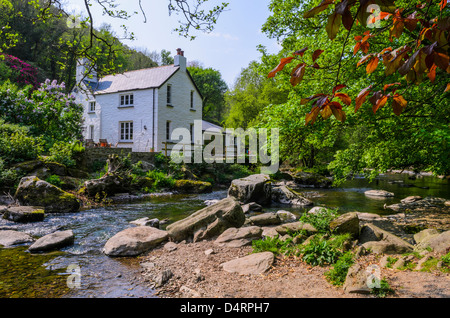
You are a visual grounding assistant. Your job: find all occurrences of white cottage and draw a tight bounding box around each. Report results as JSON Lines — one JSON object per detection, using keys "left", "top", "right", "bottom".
{"left": 74, "top": 49, "right": 203, "bottom": 153}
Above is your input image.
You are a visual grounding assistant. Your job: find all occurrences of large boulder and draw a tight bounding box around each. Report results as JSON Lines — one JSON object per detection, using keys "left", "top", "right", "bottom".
{"left": 84, "top": 174, "right": 131, "bottom": 198}
{"left": 2, "top": 206, "right": 45, "bottom": 223}
{"left": 414, "top": 230, "right": 450, "bottom": 253}
{"left": 214, "top": 226, "right": 263, "bottom": 247}
{"left": 247, "top": 213, "right": 282, "bottom": 226}
{"left": 166, "top": 197, "right": 245, "bottom": 242}
{"left": 14, "top": 176, "right": 80, "bottom": 213}
{"left": 329, "top": 212, "right": 360, "bottom": 238}
{"left": 271, "top": 185, "right": 313, "bottom": 206}
{"left": 227, "top": 174, "right": 272, "bottom": 206}
{"left": 275, "top": 221, "right": 317, "bottom": 236}
{"left": 103, "top": 226, "right": 169, "bottom": 257}
{"left": 173, "top": 180, "right": 212, "bottom": 194}
{"left": 364, "top": 190, "right": 394, "bottom": 197}
{"left": 0, "top": 230, "right": 34, "bottom": 247}
{"left": 221, "top": 252, "right": 274, "bottom": 275}
{"left": 28, "top": 230, "right": 75, "bottom": 253}
{"left": 359, "top": 224, "right": 413, "bottom": 254}
{"left": 291, "top": 171, "right": 332, "bottom": 188}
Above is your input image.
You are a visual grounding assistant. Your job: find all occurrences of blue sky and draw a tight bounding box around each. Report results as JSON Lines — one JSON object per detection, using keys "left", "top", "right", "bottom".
{"left": 64, "top": 0, "right": 281, "bottom": 87}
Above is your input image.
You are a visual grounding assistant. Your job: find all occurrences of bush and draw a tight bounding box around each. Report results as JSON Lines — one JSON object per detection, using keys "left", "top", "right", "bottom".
{"left": 0, "top": 119, "right": 44, "bottom": 164}
{"left": 0, "top": 158, "right": 20, "bottom": 190}
{"left": 45, "top": 175, "right": 61, "bottom": 187}
{"left": 299, "top": 235, "right": 343, "bottom": 266}
{"left": 252, "top": 235, "right": 297, "bottom": 256}
{"left": 45, "top": 141, "right": 83, "bottom": 167}
{"left": 146, "top": 170, "right": 175, "bottom": 191}
{"left": 299, "top": 208, "right": 340, "bottom": 234}
{"left": 324, "top": 252, "right": 354, "bottom": 286}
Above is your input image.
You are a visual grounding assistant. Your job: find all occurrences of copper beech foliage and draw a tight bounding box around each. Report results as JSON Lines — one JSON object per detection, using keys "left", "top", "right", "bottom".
{"left": 267, "top": 0, "right": 450, "bottom": 125}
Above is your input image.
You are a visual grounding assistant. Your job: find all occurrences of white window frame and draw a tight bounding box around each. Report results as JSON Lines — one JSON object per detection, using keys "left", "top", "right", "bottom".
{"left": 119, "top": 94, "right": 134, "bottom": 107}
{"left": 119, "top": 121, "right": 133, "bottom": 142}
{"left": 167, "top": 85, "right": 172, "bottom": 105}
{"left": 190, "top": 90, "right": 194, "bottom": 109}
{"left": 89, "top": 101, "right": 96, "bottom": 112}
{"left": 166, "top": 121, "right": 171, "bottom": 141}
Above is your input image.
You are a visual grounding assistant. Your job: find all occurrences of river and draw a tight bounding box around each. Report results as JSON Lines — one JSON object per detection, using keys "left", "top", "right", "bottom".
{"left": 0, "top": 172, "right": 448, "bottom": 298}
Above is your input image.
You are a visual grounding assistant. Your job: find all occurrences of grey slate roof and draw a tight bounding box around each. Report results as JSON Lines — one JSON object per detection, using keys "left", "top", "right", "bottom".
{"left": 91, "top": 65, "right": 180, "bottom": 95}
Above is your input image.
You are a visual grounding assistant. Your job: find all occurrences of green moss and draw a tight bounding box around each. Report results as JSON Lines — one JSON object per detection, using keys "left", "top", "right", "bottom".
{"left": 174, "top": 179, "right": 213, "bottom": 194}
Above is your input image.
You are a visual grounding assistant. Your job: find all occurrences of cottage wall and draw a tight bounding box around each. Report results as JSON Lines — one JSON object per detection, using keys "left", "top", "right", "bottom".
{"left": 157, "top": 69, "right": 202, "bottom": 155}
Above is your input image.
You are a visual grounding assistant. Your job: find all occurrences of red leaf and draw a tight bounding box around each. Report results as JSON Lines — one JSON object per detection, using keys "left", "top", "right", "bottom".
{"left": 305, "top": 106, "right": 321, "bottom": 125}
{"left": 392, "top": 94, "right": 407, "bottom": 115}
{"left": 326, "top": 12, "right": 342, "bottom": 40}
{"left": 445, "top": 83, "right": 450, "bottom": 93}
{"left": 353, "top": 42, "right": 362, "bottom": 56}
{"left": 321, "top": 104, "right": 333, "bottom": 119}
{"left": 312, "top": 49, "right": 324, "bottom": 62}
{"left": 332, "top": 84, "right": 346, "bottom": 94}
{"left": 357, "top": 54, "right": 373, "bottom": 67}
{"left": 434, "top": 52, "right": 450, "bottom": 71}
{"left": 303, "top": 0, "right": 334, "bottom": 18}
{"left": 428, "top": 64, "right": 437, "bottom": 83}
{"left": 290, "top": 63, "right": 306, "bottom": 86}
{"left": 355, "top": 85, "right": 372, "bottom": 112}
{"left": 342, "top": 8, "right": 353, "bottom": 30}
{"left": 372, "top": 95, "right": 388, "bottom": 114}
{"left": 366, "top": 56, "right": 379, "bottom": 74}
{"left": 383, "top": 82, "right": 401, "bottom": 91}
{"left": 335, "top": 92, "right": 351, "bottom": 105}
{"left": 294, "top": 47, "right": 308, "bottom": 57}
{"left": 268, "top": 57, "right": 295, "bottom": 78}
{"left": 329, "top": 102, "right": 346, "bottom": 122}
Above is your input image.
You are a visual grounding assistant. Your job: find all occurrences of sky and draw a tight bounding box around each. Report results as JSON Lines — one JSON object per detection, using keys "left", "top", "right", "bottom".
{"left": 63, "top": 0, "right": 281, "bottom": 88}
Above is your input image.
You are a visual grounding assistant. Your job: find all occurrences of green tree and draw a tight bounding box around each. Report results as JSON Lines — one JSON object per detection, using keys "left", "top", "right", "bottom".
{"left": 187, "top": 65, "right": 228, "bottom": 123}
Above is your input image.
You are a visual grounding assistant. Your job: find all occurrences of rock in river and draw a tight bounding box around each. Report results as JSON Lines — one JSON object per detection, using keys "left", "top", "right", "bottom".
{"left": 364, "top": 190, "right": 394, "bottom": 197}
{"left": 14, "top": 176, "right": 80, "bottom": 213}
{"left": 227, "top": 174, "right": 272, "bottom": 206}
{"left": 0, "top": 230, "right": 34, "bottom": 247}
{"left": 2, "top": 206, "right": 45, "bottom": 223}
{"left": 103, "top": 226, "right": 169, "bottom": 257}
{"left": 28, "top": 230, "right": 75, "bottom": 253}
{"left": 166, "top": 197, "right": 245, "bottom": 242}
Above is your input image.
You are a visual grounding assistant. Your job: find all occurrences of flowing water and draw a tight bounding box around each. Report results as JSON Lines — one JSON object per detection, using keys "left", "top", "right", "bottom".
{"left": 0, "top": 172, "right": 448, "bottom": 298}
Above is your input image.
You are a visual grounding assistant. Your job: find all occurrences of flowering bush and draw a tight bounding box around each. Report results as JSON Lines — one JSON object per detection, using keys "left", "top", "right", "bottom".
{"left": 0, "top": 54, "right": 39, "bottom": 89}
{"left": 0, "top": 80, "right": 83, "bottom": 148}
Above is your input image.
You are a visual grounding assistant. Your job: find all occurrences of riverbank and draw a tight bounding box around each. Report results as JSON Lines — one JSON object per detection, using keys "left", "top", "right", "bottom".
{"left": 136, "top": 239, "right": 450, "bottom": 298}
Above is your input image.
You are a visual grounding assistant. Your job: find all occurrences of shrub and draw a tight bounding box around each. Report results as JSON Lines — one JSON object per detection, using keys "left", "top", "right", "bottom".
{"left": 325, "top": 252, "right": 354, "bottom": 286}
{"left": 299, "top": 208, "right": 340, "bottom": 234}
{"left": 45, "top": 175, "right": 61, "bottom": 187}
{"left": 370, "top": 279, "right": 394, "bottom": 298}
{"left": 252, "top": 235, "right": 297, "bottom": 256}
{"left": 0, "top": 119, "right": 44, "bottom": 164}
{"left": 0, "top": 54, "right": 40, "bottom": 89}
{"left": 0, "top": 158, "right": 19, "bottom": 189}
{"left": 146, "top": 170, "right": 175, "bottom": 191}
{"left": 299, "top": 235, "right": 345, "bottom": 266}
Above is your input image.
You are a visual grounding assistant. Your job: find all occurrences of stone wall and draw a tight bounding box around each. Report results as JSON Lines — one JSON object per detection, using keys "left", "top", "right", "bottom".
{"left": 81, "top": 147, "right": 157, "bottom": 171}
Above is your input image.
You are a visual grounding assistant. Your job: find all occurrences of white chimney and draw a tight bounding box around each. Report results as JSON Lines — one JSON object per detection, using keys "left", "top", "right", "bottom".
{"left": 76, "top": 58, "right": 97, "bottom": 84}
{"left": 174, "top": 48, "right": 186, "bottom": 72}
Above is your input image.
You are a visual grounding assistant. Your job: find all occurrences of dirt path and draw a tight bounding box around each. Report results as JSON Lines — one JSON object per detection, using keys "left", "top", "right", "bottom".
{"left": 136, "top": 240, "right": 450, "bottom": 299}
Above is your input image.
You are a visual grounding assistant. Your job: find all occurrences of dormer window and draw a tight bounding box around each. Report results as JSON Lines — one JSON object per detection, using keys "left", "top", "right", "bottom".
{"left": 120, "top": 94, "right": 134, "bottom": 107}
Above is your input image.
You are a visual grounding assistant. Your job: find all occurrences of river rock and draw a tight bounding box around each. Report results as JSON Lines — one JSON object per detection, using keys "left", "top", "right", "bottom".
{"left": 308, "top": 206, "right": 330, "bottom": 215}
{"left": 214, "top": 226, "right": 263, "bottom": 247}
{"left": 241, "top": 202, "right": 263, "bottom": 213}
{"left": 173, "top": 179, "right": 212, "bottom": 194}
{"left": 227, "top": 174, "right": 272, "bottom": 206}
{"left": 385, "top": 196, "right": 448, "bottom": 212}
{"left": 130, "top": 217, "right": 160, "bottom": 228}
{"left": 103, "top": 226, "right": 169, "bottom": 257}
{"left": 166, "top": 197, "right": 245, "bottom": 242}
{"left": 0, "top": 230, "right": 34, "bottom": 247}
{"left": 275, "top": 221, "right": 317, "bottom": 236}
{"left": 359, "top": 224, "right": 413, "bottom": 254}
{"left": 221, "top": 251, "right": 274, "bottom": 275}
{"left": 414, "top": 230, "right": 450, "bottom": 253}
{"left": 84, "top": 174, "right": 132, "bottom": 198}
{"left": 291, "top": 171, "right": 332, "bottom": 188}
{"left": 276, "top": 210, "right": 297, "bottom": 223}
{"left": 247, "top": 213, "right": 281, "bottom": 226}
{"left": 364, "top": 190, "right": 394, "bottom": 197}
{"left": 343, "top": 263, "right": 372, "bottom": 294}
{"left": 414, "top": 229, "right": 440, "bottom": 245}
{"left": 271, "top": 185, "right": 313, "bottom": 206}
{"left": 14, "top": 176, "right": 80, "bottom": 213}
{"left": 329, "top": 212, "right": 360, "bottom": 238}
{"left": 2, "top": 206, "right": 45, "bottom": 223}
{"left": 28, "top": 230, "right": 75, "bottom": 253}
